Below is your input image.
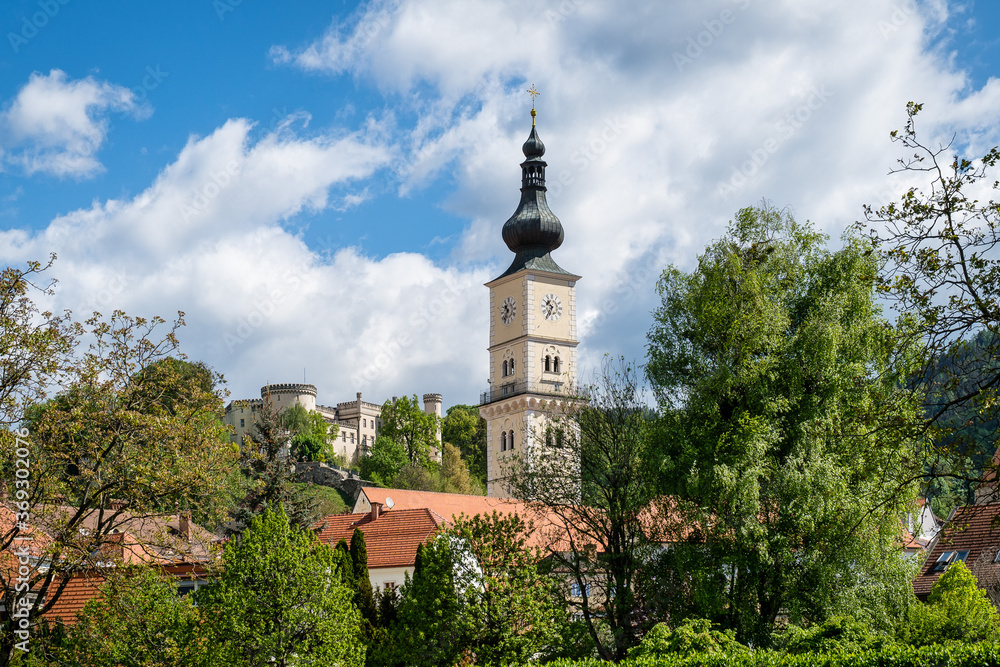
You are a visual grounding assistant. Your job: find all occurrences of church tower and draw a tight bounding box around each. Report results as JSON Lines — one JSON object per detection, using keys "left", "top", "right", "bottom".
{"left": 480, "top": 99, "right": 581, "bottom": 498}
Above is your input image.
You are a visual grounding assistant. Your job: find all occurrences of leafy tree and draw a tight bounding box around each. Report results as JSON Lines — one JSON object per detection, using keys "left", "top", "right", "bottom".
{"left": 447, "top": 511, "right": 574, "bottom": 665}
{"left": 0, "top": 255, "right": 76, "bottom": 429}
{"left": 439, "top": 442, "right": 481, "bottom": 495}
{"left": 379, "top": 395, "right": 438, "bottom": 466}
{"left": 59, "top": 566, "right": 207, "bottom": 667}
{"left": 0, "top": 309, "right": 234, "bottom": 665}
{"left": 505, "top": 357, "right": 659, "bottom": 661}
{"left": 282, "top": 403, "right": 338, "bottom": 463}
{"left": 630, "top": 619, "right": 749, "bottom": 659}
{"left": 376, "top": 539, "right": 464, "bottom": 667}
{"left": 197, "top": 505, "right": 364, "bottom": 667}
{"left": 773, "top": 616, "right": 898, "bottom": 654}
{"left": 902, "top": 560, "right": 1000, "bottom": 646}
{"left": 350, "top": 528, "right": 378, "bottom": 626}
{"left": 441, "top": 404, "right": 487, "bottom": 487}
{"left": 359, "top": 436, "right": 408, "bottom": 486}
{"left": 860, "top": 102, "right": 1000, "bottom": 501}
{"left": 389, "top": 462, "right": 440, "bottom": 492}
{"left": 225, "top": 397, "right": 318, "bottom": 535}
{"left": 646, "top": 206, "right": 925, "bottom": 646}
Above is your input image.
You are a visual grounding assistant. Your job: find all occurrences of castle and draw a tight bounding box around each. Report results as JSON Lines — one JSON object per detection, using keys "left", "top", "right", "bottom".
{"left": 223, "top": 385, "right": 442, "bottom": 464}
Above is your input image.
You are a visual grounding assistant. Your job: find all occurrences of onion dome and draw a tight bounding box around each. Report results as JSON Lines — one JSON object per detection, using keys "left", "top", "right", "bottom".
{"left": 497, "top": 114, "right": 569, "bottom": 278}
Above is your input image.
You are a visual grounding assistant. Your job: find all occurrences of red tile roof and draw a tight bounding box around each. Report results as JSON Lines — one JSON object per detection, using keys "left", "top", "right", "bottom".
{"left": 313, "top": 508, "right": 447, "bottom": 569}
{"left": 913, "top": 502, "right": 1000, "bottom": 598}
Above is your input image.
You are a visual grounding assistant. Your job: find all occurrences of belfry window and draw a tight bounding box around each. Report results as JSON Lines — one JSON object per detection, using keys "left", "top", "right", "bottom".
{"left": 553, "top": 357, "right": 561, "bottom": 373}
{"left": 508, "top": 430, "right": 515, "bottom": 448}
{"left": 544, "top": 355, "right": 551, "bottom": 372}
{"left": 502, "top": 360, "right": 509, "bottom": 376}
{"left": 501, "top": 431, "right": 507, "bottom": 451}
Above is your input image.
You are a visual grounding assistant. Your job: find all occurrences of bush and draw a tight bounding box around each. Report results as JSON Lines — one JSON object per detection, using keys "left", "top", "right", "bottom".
{"left": 772, "top": 616, "right": 898, "bottom": 654}
{"left": 630, "top": 619, "right": 749, "bottom": 659}
{"left": 901, "top": 560, "right": 999, "bottom": 646}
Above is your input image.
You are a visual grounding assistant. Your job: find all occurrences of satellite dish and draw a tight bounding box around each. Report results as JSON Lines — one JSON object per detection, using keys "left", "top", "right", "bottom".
{"left": 385, "top": 497, "right": 394, "bottom": 509}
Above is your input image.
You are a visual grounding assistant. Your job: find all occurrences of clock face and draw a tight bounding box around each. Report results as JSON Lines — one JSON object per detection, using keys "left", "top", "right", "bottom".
{"left": 500, "top": 296, "right": 517, "bottom": 325}
{"left": 541, "top": 293, "right": 563, "bottom": 321}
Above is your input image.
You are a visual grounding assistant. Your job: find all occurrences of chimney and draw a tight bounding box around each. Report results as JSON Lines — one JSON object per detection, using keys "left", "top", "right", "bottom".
{"left": 179, "top": 511, "right": 191, "bottom": 541}
{"left": 370, "top": 502, "right": 383, "bottom": 522}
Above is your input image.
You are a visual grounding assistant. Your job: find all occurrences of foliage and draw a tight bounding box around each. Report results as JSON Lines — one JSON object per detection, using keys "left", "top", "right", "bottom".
{"left": 0, "top": 255, "right": 76, "bottom": 429}
{"left": 645, "top": 205, "right": 925, "bottom": 646}
{"left": 0, "top": 308, "right": 235, "bottom": 665}
{"left": 439, "top": 442, "right": 481, "bottom": 495}
{"left": 196, "top": 504, "right": 364, "bottom": 667}
{"left": 282, "top": 403, "right": 338, "bottom": 462}
{"left": 630, "top": 619, "right": 749, "bottom": 660}
{"left": 59, "top": 566, "right": 206, "bottom": 667}
{"left": 292, "top": 482, "right": 350, "bottom": 517}
{"left": 374, "top": 538, "right": 463, "bottom": 667}
{"left": 543, "top": 642, "right": 1000, "bottom": 667}
{"left": 389, "top": 461, "right": 440, "bottom": 492}
{"left": 351, "top": 528, "right": 378, "bottom": 626}
{"left": 447, "top": 511, "right": 575, "bottom": 665}
{"left": 505, "top": 357, "right": 659, "bottom": 662}
{"left": 902, "top": 560, "right": 1000, "bottom": 646}
{"left": 860, "top": 102, "right": 1000, "bottom": 502}
{"left": 360, "top": 436, "right": 408, "bottom": 486}
{"left": 442, "top": 404, "right": 487, "bottom": 487}
{"left": 224, "top": 397, "right": 318, "bottom": 535}
{"left": 773, "top": 616, "right": 898, "bottom": 655}
{"left": 379, "top": 395, "right": 438, "bottom": 466}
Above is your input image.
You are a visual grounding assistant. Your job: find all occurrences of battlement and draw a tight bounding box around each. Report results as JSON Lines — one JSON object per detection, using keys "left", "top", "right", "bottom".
{"left": 261, "top": 383, "right": 318, "bottom": 398}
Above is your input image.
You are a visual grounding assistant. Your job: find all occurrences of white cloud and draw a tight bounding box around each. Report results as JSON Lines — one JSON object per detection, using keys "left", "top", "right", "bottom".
{"left": 5, "top": 0, "right": 1000, "bottom": 409}
{"left": 1, "top": 69, "right": 143, "bottom": 179}
{"left": 274, "top": 0, "right": 1000, "bottom": 381}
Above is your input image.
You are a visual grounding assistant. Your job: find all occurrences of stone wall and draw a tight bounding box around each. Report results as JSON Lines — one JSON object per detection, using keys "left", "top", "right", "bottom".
{"left": 293, "top": 461, "right": 380, "bottom": 504}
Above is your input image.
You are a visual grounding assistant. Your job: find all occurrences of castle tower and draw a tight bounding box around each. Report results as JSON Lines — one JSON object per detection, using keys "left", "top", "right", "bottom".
{"left": 479, "top": 101, "right": 581, "bottom": 498}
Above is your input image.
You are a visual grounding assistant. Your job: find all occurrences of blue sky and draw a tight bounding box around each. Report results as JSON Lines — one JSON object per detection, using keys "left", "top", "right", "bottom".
{"left": 1, "top": 0, "right": 999, "bottom": 408}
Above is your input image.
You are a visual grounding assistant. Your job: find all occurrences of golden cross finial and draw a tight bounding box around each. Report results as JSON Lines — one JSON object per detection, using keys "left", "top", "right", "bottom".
{"left": 527, "top": 85, "right": 539, "bottom": 125}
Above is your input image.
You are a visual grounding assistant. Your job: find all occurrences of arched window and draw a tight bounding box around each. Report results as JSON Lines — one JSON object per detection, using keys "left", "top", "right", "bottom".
{"left": 553, "top": 357, "right": 560, "bottom": 373}
{"left": 501, "top": 431, "right": 507, "bottom": 451}
{"left": 544, "top": 355, "right": 551, "bottom": 372}
{"left": 508, "top": 430, "right": 515, "bottom": 449}
{"left": 510, "top": 359, "right": 515, "bottom": 374}
{"left": 502, "top": 360, "right": 509, "bottom": 376}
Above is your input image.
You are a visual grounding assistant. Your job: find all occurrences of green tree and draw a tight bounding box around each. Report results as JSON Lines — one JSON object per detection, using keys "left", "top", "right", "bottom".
{"left": 197, "top": 505, "right": 364, "bottom": 667}
{"left": 861, "top": 103, "right": 1000, "bottom": 502}
{"left": 439, "top": 442, "right": 481, "bottom": 495}
{"left": 225, "top": 397, "right": 318, "bottom": 535}
{"left": 379, "top": 395, "right": 437, "bottom": 466}
{"left": 448, "top": 511, "right": 572, "bottom": 665}
{"left": 505, "top": 357, "right": 659, "bottom": 661}
{"left": 359, "top": 436, "right": 408, "bottom": 486}
{"left": 60, "top": 566, "right": 206, "bottom": 667}
{"left": 630, "top": 618, "right": 749, "bottom": 660}
{"left": 902, "top": 560, "right": 1000, "bottom": 646}
{"left": 646, "top": 205, "right": 925, "bottom": 646}
{"left": 350, "top": 528, "right": 378, "bottom": 626}
{"left": 282, "top": 403, "right": 338, "bottom": 463}
{"left": 441, "top": 405, "right": 487, "bottom": 487}
{"left": 0, "top": 310, "right": 234, "bottom": 665}
{"left": 377, "top": 539, "right": 464, "bottom": 667}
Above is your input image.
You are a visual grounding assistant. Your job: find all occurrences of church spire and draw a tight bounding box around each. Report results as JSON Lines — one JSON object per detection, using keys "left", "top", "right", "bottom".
{"left": 497, "top": 89, "right": 569, "bottom": 279}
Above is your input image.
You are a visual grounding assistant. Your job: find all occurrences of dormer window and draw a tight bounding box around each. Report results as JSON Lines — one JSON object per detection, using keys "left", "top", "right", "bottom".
{"left": 931, "top": 550, "right": 970, "bottom": 572}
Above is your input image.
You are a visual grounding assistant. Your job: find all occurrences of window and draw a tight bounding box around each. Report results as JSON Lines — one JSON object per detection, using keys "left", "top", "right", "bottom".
{"left": 510, "top": 359, "right": 515, "bottom": 374}
{"left": 384, "top": 581, "right": 396, "bottom": 590}
{"left": 240, "top": 418, "right": 245, "bottom": 428}
{"left": 932, "top": 550, "right": 971, "bottom": 572}
{"left": 362, "top": 435, "right": 367, "bottom": 446}
{"left": 508, "top": 430, "right": 514, "bottom": 449}
{"left": 553, "top": 357, "right": 560, "bottom": 373}
{"left": 571, "top": 582, "right": 591, "bottom": 597}
{"left": 544, "top": 355, "right": 551, "bottom": 372}
{"left": 995, "top": 548, "right": 1000, "bottom": 564}
{"left": 342, "top": 433, "right": 346, "bottom": 442}
{"left": 501, "top": 432, "right": 507, "bottom": 451}
{"left": 502, "top": 360, "right": 509, "bottom": 376}
{"left": 363, "top": 418, "right": 367, "bottom": 428}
